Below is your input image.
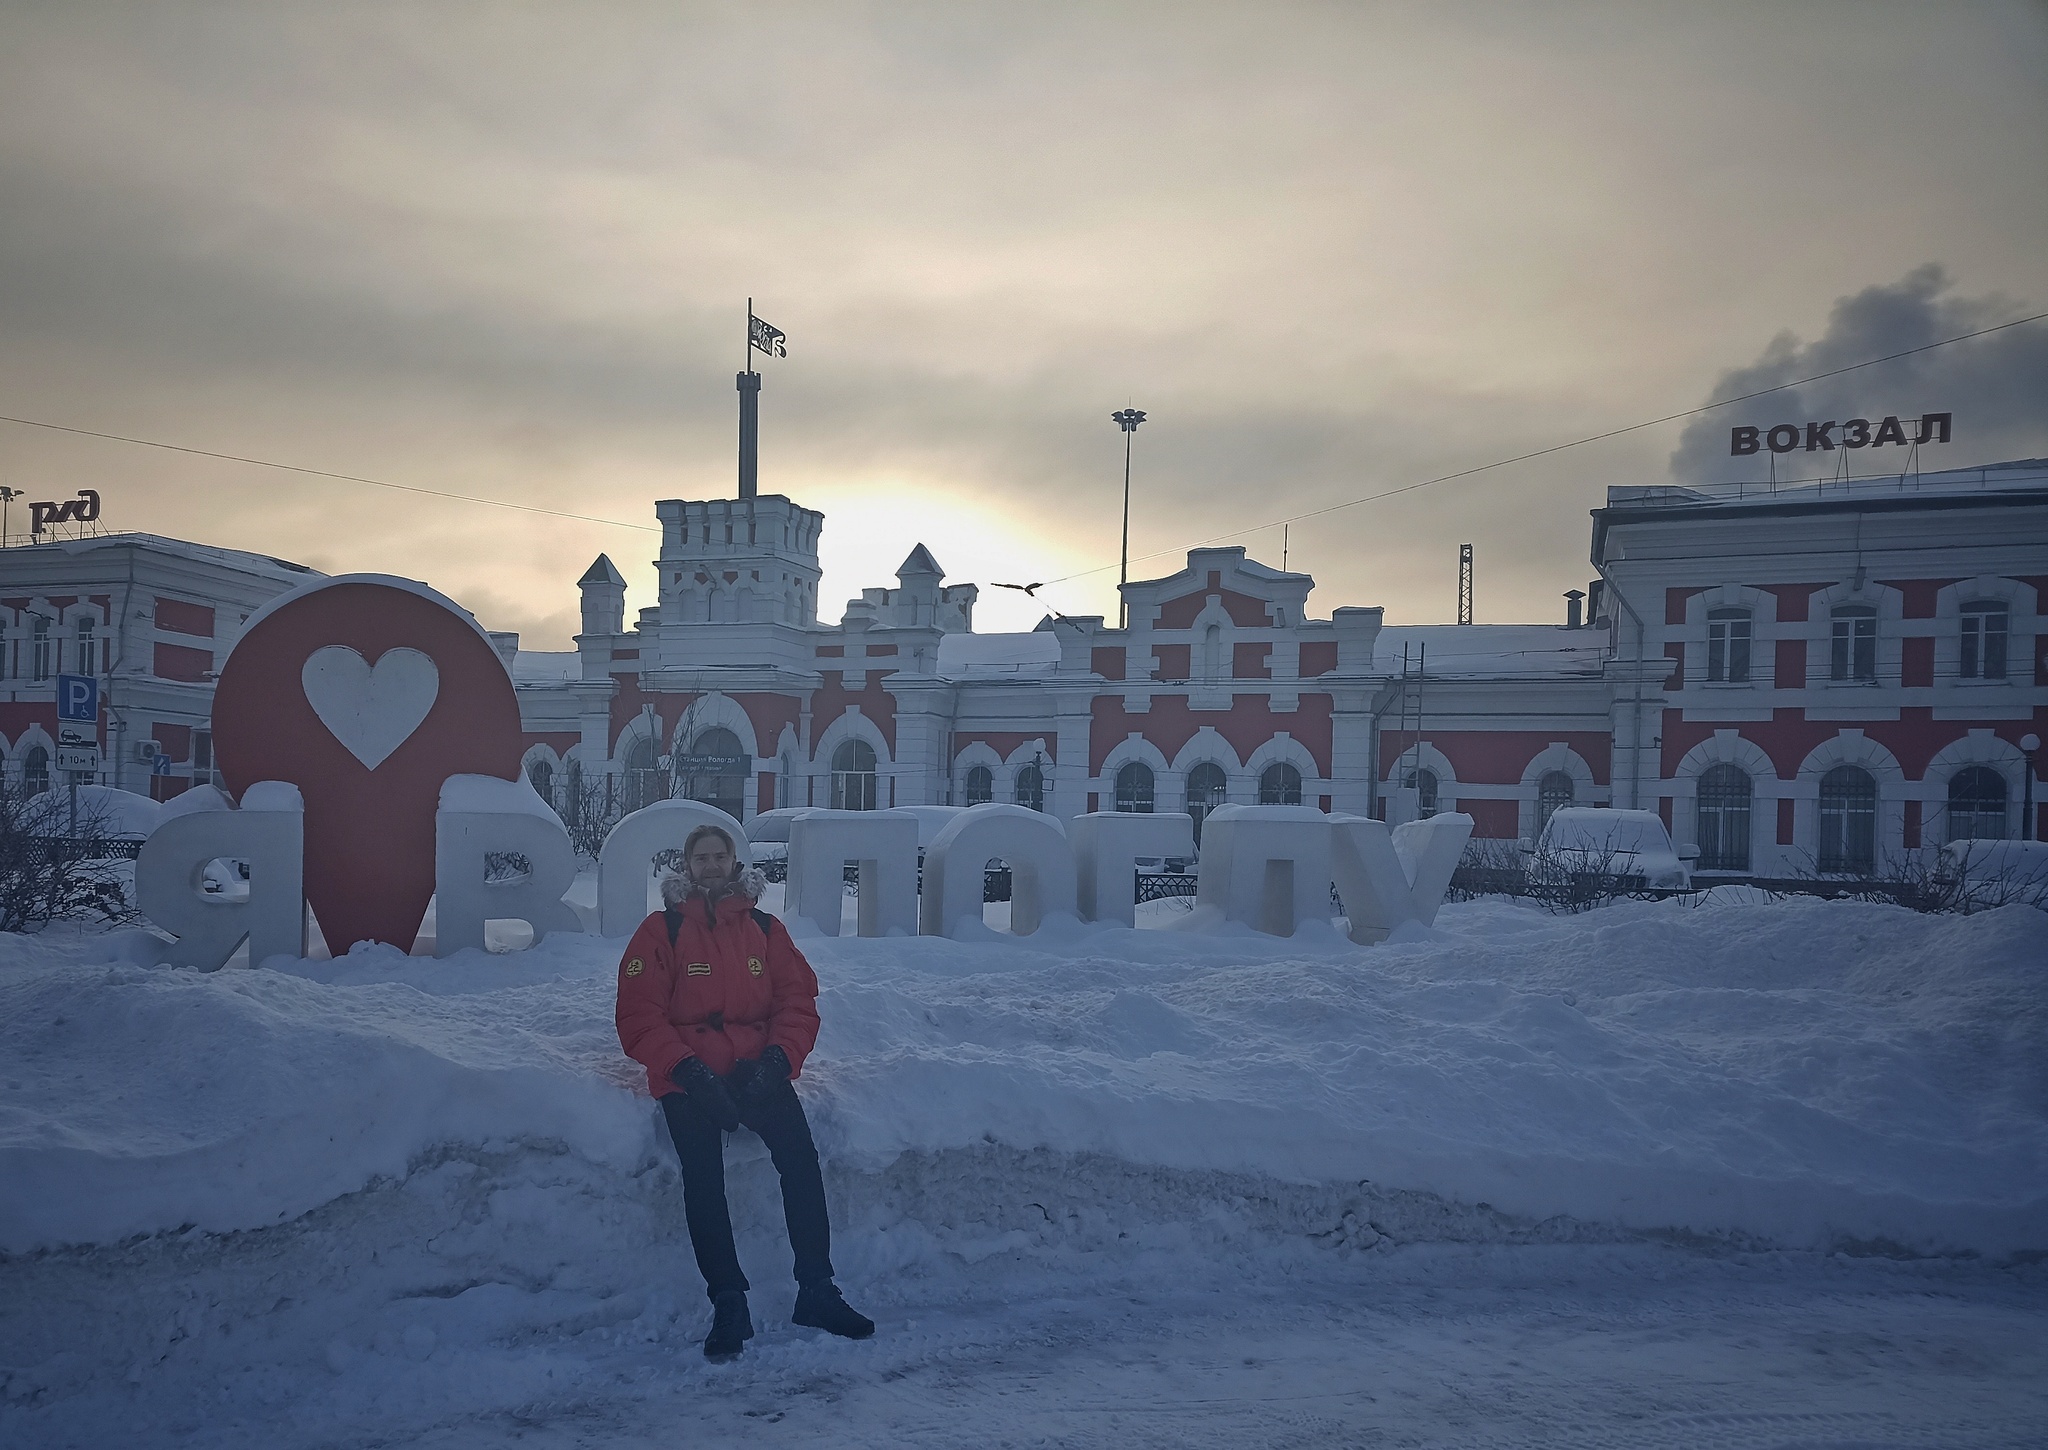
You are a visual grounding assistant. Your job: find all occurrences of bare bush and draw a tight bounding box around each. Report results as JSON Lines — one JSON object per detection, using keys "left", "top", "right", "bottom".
{"left": 0, "top": 783, "right": 133, "bottom": 934}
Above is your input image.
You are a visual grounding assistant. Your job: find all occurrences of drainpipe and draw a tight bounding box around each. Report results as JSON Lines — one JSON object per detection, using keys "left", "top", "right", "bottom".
{"left": 1591, "top": 560, "right": 1647, "bottom": 810}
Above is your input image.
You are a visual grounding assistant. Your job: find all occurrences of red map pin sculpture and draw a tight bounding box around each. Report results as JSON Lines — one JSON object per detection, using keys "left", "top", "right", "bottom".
{"left": 212, "top": 575, "right": 526, "bottom": 954}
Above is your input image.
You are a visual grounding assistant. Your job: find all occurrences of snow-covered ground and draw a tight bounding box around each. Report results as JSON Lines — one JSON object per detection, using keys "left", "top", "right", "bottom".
{"left": 4, "top": 893, "right": 2046, "bottom": 1447}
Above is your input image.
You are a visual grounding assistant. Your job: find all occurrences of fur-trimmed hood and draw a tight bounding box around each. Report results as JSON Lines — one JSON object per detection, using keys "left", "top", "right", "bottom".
{"left": 659, "top": 864, "right": 767, "bottom": 909}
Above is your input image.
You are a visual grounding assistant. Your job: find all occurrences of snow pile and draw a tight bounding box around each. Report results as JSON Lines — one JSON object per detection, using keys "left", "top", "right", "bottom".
{"left": 2, "top": 895, "right": 2044, "bottom": 1260}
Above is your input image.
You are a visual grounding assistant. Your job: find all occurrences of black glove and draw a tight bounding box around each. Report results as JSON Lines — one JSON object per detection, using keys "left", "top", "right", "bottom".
{"left": 670, "top": 1057, "right": 740, "bottom": 1132}
{"left": 732, "top": 1045, "right": 792, "bottom": 1111}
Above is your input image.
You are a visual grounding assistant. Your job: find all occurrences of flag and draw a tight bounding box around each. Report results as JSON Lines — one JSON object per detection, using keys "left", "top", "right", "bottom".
{"left": 749, "top": 313, "right": 787, "bottom": 358}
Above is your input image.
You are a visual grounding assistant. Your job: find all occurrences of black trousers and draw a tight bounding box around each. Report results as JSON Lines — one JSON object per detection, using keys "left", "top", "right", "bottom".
{"left": 660, "top": 1077, "right": 835, "bottom": 1300}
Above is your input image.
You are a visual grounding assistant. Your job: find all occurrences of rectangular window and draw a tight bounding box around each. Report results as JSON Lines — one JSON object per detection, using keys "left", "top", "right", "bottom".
{"left": 1960, "top": 605, "right": 2008, "bottom": 681}
{"left": 76, "top": 619, "right": 96, "bottom": 676}
{"left": 1706, "top": 610, "right": 1751, "bottom": 684}
{"left": 31, "top": 618, "right": 52, "bottom": 681}
{"left": 1831, "top": 610, "right": 1876, "bottom": 683}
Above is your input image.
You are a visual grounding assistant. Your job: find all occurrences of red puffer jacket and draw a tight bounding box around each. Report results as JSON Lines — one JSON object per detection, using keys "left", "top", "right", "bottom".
{"left": 614, "top": 893, "right": 822, "bottom": 1098}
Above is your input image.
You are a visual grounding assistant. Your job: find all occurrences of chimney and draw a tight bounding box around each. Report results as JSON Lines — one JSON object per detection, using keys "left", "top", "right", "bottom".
{"left": 1563, "top": 590, "right": 1584, "bottom": 629}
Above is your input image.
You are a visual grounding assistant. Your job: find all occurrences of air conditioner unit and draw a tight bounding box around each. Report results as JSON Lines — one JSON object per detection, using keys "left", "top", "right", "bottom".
{"left": 136, "top": 740, "right": 162, "bottom": 762}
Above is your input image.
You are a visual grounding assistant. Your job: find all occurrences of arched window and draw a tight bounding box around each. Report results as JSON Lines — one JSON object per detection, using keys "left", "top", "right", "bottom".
{"left": 1694, "top": 764, "right": 1752, "bottom": 872}
{"left": 1536, "top": 770, "right": 1576, "bottom": 836}
{"left": 1201, "top": 624, "right": 1224, "bottom": 681}
{"left": 526, "top": 758, "right": 555, "bottom": 807}
{"left": 680, "top": 727, "right": 748, "bottom": 818}
{"left": 1259, "top": 762, "right": 1302, "bottom": 806}
{"left": 831, "top": 739, "right": 877, "bottom": 811}
{"left": 1817, "top": 765, "right": 1877, "bottom": 874}
{"left": 1185, "top": 762, "right": 1227, "bottom": 842}
{"left": 1830, "top": 605, "right": 1877, "bottom": 683}
{"left": 621, "top": 734, "right": 664, "bottom": 812}
{"left": 1404, "top": 768, "right": 1440, "bottom": 819}
{"left": 1014, "top": 763, "right": 1045, "bottom": 812}
{"left": 1946, "top": 766, "right": 2007, "bottom": 842}
{"left": 1960, "top": 602, "right": 2009, "bottom": 681}
{"left": 1706, "top": 608, "right": 1751, "bottom": 683}
{"left": 22, "top": 745, "right": 51, "bottom": 796}
{"left": 1114, "top": 761, "right": 1154, "bottom": 813}
{"left": 963, "top": 765, "right": 993, "bottom": 805}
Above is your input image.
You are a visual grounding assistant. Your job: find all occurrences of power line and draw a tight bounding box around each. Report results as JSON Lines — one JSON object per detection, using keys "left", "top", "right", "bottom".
{"left": 0, "top": 414, "right": 660, "bottom": 534}
{"left": 0, "top": 306, "right": 2040, "bottom": 563}
{"left": 1047, "top": 308, "right": 2048, "bottom": 587}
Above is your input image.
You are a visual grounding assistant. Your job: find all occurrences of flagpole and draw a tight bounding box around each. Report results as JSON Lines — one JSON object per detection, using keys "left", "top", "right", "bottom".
{"left": 738, "top": 298, "right": 761, "bottom": 499}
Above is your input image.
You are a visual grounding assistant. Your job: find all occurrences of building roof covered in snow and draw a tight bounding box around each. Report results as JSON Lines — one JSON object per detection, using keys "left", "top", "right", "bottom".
{"left": 1373, "top": 624, "right": 1609, "bottom": 679}
{"left": 936, "top": 631, "right": 1063, "bottom": 678}
{"left": 4, "top": 531, "right": 320, "bottom": 582}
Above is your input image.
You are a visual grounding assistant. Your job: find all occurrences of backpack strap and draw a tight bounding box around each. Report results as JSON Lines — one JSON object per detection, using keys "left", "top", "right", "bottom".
{"left": 663, "top": 907, "right": 682, "bottom": 947}
{"left": 750, "top": 907, "right": 777, "bottom": 942}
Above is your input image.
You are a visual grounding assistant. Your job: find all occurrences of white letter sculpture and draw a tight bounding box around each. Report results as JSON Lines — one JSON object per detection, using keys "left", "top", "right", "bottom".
{"left": 136, "top": 781, "right": 306, "bottom": 969}
{"left": 1070, "top": 811, "right": 1195, "bottom": 926}
{"left": 1330, "top": 812, "right": 1472, "bottom": 944}
{"left": 784, "top": 808, "right": 919, "bottom": 937}
{"left": 1194, "top": 805, "right": 1335, "bottom": 936}
{"left": 919, "top": 804, "right": 1076, "bottom": 938}
{"left": 434, "top": 775, "right": 582, "bottom": 956}
{"left": 597, "top": 798, "right": 749, "bottom": 936}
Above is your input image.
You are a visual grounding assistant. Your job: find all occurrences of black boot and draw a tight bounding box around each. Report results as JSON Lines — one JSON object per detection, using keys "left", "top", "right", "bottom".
{"left": 704, "top": 1290, "right": 754, "bottom": 1362}
{"left": 793, "top": 1280, "right": 874, "bottom": 1340}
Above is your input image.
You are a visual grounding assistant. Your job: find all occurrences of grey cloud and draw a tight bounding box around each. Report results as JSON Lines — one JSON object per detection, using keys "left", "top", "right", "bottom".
{"left": 1667, "top": 267, "right": 2048, "bottom": 485}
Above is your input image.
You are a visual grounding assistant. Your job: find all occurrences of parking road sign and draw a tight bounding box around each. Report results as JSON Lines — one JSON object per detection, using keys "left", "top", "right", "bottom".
{"left": 57, "top": 673, "right": 98, "bottom": 721}
{"left": 56, "top": 673, "right": 101, "bottom": 750}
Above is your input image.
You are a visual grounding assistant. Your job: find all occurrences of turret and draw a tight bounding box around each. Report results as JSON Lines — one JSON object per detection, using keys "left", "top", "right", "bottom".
{"left": 578, "top": 555, "right": 627, "bottom": 636}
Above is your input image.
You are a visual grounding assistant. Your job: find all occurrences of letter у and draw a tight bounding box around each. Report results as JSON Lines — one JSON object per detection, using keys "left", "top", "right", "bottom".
{"left": 1871, "top": 415, "right": 1908, "bottom": 447}
{"left": 1913, "top": 412, "right": 1952, "bottom": 444}
{"left": 1729, "top": 426, "right": 1761, "bottom": 456}
{"left": 1841, "top": 418, "right": 1871, "bottom": 447}
{"left": 1804, "top": 421, "right": 1835, "bottom": 451}
{"left": 1766, "top": 424, "right": 1800, "bottom": 454}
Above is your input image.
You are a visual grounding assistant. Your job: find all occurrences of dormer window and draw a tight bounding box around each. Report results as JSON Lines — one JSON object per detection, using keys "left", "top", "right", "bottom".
{"left": 1960, "top": 602, "right": 2008, "bottom": 680}
{"left": 1705, "top": 608, "right": 1751, "bottom": 683}
{"left": 1830, "top": 606, "right": 1877, "bottom": 683}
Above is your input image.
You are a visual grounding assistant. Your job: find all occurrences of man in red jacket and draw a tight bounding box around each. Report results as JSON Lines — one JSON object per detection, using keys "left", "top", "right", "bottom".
{"left": 615, "top": 823, "right": 874, "bottom": 1362}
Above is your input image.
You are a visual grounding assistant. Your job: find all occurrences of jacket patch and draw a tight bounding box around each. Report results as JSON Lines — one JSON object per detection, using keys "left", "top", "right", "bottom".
{"left": 748, "top": 956, "right": 764, "bottom": 977}
{"left": 624, "top": 958, "right": 644, "bottom": 977}
{"left": 687, "top": 962, "right": 712, "bottom": 977}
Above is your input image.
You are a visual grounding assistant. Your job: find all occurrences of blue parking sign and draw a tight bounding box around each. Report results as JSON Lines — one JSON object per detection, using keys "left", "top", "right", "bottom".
{"left": 57, "top": 673, "right": 99, "bottom": 722}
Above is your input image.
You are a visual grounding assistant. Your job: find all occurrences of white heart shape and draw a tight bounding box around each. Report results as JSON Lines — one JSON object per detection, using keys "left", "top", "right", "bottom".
{"left": 301, "top": 646, "right": 441, "bottom": 770}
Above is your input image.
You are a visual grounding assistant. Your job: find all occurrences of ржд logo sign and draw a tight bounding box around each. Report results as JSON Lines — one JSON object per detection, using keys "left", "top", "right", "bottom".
{"left": 30, "top": 489, "right": 101, "bottom": 535}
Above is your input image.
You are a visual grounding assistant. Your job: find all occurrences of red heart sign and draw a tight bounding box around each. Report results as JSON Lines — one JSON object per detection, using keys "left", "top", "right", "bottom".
{"left": 212, "top": 576, "right": 526, "bottom": 953}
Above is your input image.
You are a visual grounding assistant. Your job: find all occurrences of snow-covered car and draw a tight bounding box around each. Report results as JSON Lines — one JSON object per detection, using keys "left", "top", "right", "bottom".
{"left": 1533, "top": 807, "right": 1695, "bottom": 890}
{"left": 1937, "top": 838, "right": 2048, "bottom": 905}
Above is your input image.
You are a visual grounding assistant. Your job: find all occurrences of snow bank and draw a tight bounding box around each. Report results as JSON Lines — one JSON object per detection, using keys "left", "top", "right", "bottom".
{"left": 2, "top": 895, "right": 2043, "bottom": 1258}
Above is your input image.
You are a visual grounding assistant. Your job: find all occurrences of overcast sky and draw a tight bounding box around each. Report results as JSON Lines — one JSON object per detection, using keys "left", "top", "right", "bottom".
{"left": 3, "top": 2, "right": 2044, "bottom": 645}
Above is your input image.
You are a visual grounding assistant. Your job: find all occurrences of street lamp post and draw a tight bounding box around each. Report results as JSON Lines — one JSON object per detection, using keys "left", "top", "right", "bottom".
{"left": 2023, "top": 733, "right": 2041, "bottom": 842}
{"left": 1110, "top": 409, "right": 1146, "bottom": 630}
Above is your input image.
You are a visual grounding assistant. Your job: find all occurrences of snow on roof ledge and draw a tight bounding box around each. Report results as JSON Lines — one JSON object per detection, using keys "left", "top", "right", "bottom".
{"left": 937, "top": 632, "right": 1063, "bottom": 677}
